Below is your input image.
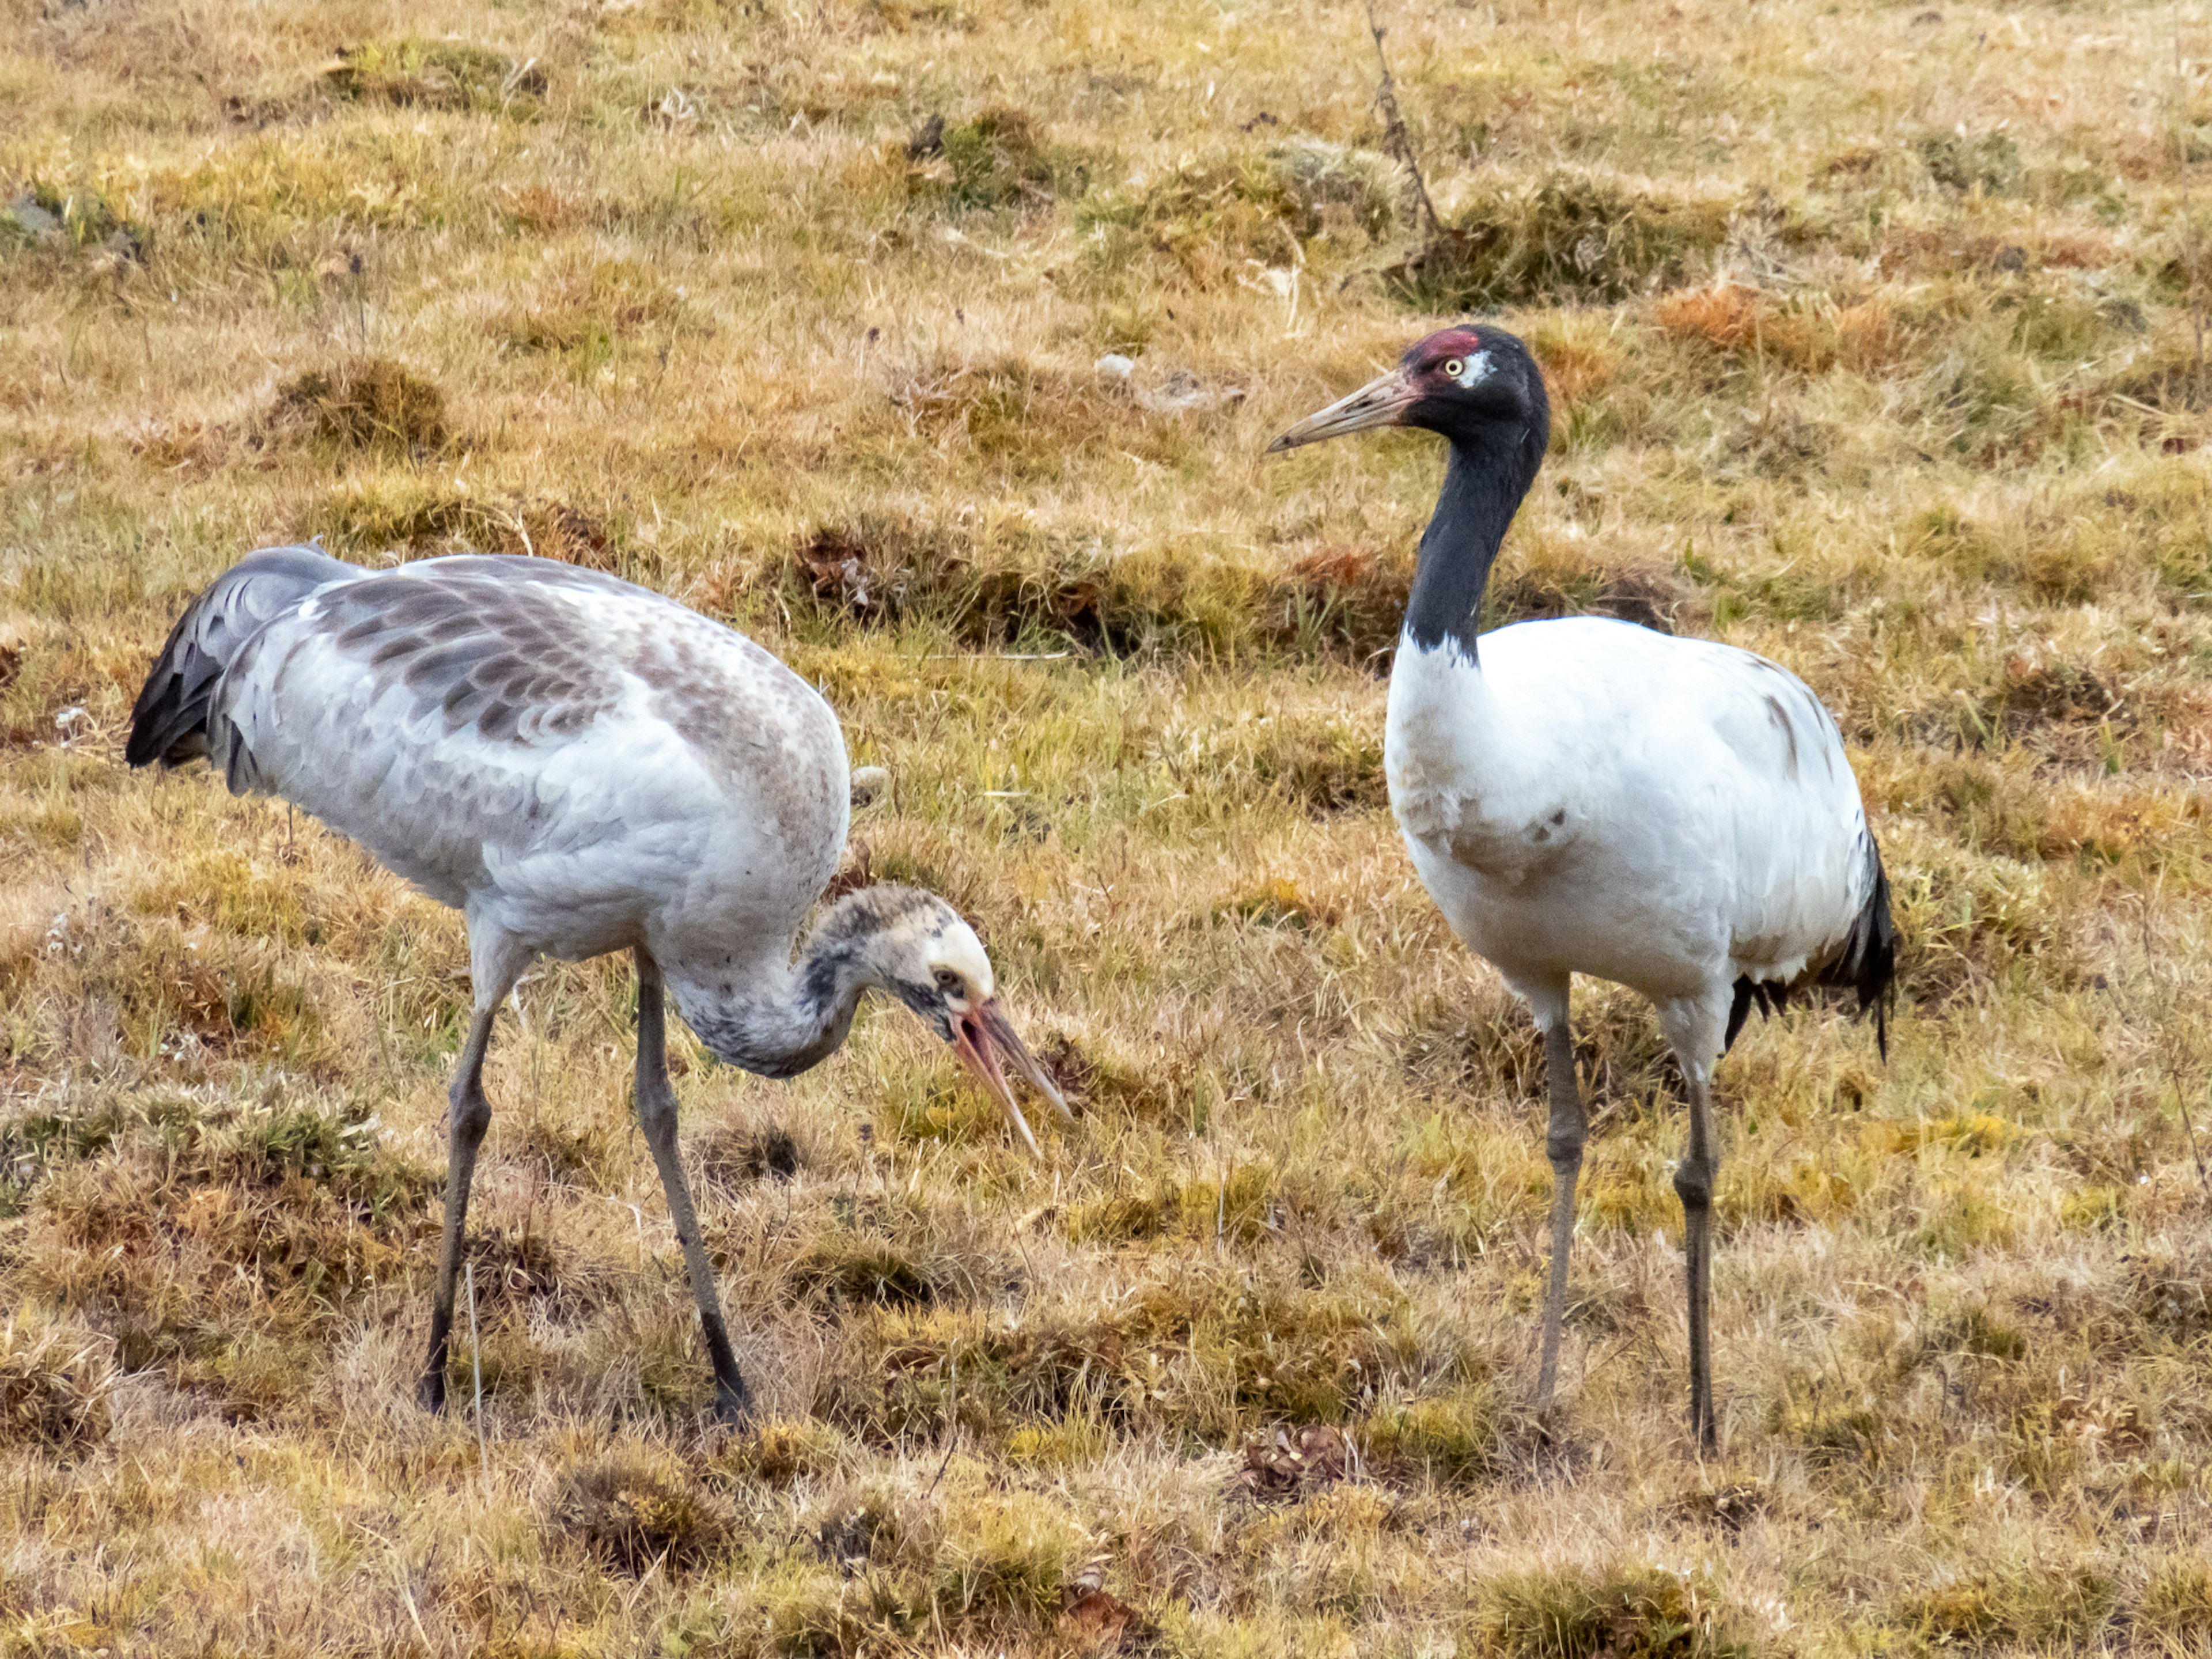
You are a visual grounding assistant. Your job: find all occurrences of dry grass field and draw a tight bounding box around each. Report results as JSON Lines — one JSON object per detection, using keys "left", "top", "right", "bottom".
{"left": 6, "top": 0, "right": 2212, "bottom": 1650}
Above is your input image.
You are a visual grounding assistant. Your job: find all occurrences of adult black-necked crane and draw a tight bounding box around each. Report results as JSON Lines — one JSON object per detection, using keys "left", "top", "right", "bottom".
{"left": 1269, "top": 326, "right": 1895, "bottom": 1449}
{"left": 127, "top": 548, "right": 1070, "bottom": 1422}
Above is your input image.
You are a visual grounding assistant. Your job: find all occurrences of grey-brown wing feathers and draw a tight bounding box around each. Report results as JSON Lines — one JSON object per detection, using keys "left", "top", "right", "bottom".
{"left": 313, "top": 558, "right": 624, "bottom": 746}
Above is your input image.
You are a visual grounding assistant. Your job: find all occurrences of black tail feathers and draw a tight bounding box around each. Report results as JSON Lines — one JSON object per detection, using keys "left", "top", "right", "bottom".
{"left": 1726, "top": 832, "right": 1898, "bottom": 1060}
{"left": 126, "top": 545, "right": 354, "bottom": 770}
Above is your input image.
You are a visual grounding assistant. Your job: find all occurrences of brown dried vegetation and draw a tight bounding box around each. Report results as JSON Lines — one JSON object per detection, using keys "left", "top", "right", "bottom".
{"left": 5, "top": 0, "right": 2212, "bottom": 1652}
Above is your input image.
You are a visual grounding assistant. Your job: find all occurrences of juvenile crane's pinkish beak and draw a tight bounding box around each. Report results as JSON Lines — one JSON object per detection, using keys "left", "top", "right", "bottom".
{"left": 950, "top": 999, "right": 1074, "bottom": 1159}
{"left": 1267, "top": 365, "right": 1419, "bottom": 452}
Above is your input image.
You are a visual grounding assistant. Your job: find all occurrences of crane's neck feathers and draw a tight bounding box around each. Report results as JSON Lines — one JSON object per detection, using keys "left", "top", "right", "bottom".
{"left": 1404, "top": 418, "right": 1548, "bottom": 660}
{"left": 664, "top": 885, "right": 970, "bottom": 1078}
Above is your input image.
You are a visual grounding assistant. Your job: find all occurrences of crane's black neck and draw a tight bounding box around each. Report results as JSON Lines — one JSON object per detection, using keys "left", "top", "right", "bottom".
{"left": 1403, "top": 422, "right": 1547, "bottom": 661}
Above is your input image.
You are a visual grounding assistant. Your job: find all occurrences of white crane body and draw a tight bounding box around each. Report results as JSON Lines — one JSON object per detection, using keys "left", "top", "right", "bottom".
{"left": 1387, "top": 619, "right": 1880, "bottom": 1035}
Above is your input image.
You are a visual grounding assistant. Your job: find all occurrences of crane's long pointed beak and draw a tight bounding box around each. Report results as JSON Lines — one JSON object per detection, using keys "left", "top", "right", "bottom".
{"left": 952, "top": 998, "right": 1075, "bottom": 1159}
{"left": 1266, "top": 365, "right": 1419, "bottom": 452}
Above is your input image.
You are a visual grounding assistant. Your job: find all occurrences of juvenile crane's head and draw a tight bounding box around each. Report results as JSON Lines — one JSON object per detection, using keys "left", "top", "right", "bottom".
{"left": 824, "top": 886, "right": 1071, "bottom": 1156}
{"left": 1267, "top": 324, "right": 1550, "bottom": 455}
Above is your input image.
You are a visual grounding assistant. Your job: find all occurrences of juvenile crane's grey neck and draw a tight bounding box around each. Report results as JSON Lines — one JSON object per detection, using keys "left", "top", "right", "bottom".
{"left": 666, "top": 934, "right": 879, "bottom": 1080}
{"left": 1403, "top": 426, "right": 1545, "bottom": 661}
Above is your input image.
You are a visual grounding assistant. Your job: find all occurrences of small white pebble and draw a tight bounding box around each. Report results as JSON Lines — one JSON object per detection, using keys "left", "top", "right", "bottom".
{"left": 1094, "top": 353, "right": 1136, "bottom": 380}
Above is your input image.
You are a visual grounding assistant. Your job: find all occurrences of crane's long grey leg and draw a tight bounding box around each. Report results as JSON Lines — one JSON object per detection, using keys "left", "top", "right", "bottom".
{"left": 634, "top": 950, "right": 753, "bottom": 1422}
{"left": 1675, "top": 1064, "right": 1721, "bottom": 1452}
{"left": 1535, "top": 1017, "right": 1587, "bottom": 1416}
{"left": 419, "top": 994, "right": 504, "bottom": 1413}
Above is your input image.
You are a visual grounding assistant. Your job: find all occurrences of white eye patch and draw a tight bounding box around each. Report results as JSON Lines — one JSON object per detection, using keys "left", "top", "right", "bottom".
{"left": 1454, "top": 350, "right": 1493, "bottom": 389}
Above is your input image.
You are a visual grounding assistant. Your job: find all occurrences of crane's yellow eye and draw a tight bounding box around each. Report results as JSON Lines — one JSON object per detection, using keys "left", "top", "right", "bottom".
{"left": 1441, "top": 358, "right": 1464, "bottom": 380}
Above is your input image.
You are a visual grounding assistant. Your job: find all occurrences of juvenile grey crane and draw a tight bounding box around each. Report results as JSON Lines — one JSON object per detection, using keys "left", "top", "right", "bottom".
{"left": 1270, "top": 326, "right": 1894, "bottom": 1448}
{"left": 128, "top": 548, "right": 1070, "bottom": 1421}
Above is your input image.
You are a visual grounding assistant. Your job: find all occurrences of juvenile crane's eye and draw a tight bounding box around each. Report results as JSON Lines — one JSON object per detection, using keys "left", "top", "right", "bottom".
{"left": 934, "top": 968, "right": 964, "bottom": 995}
{"left": 1441, "top": 358, "right": 1464, "bottom": 380}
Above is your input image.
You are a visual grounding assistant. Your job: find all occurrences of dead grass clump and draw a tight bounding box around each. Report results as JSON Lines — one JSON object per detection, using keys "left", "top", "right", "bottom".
{"left": 267, "top": 358, "right": 451, "bottom": 458}
{"left": 1835, "top": 298, "right": 1912, "bottom": 373}
{"left": 1653, "top": 285, "right": 1837, "bottom": 373}
{"left": 322, "top": 40, "right": 547, "bottom": 115}
{"left": 1913, "top": 130, "right": 2020, "bottom": 195}
{"left": 516, "top": 1118, "right": 618, "bottom": 1190}
{"left": 308, "top": 484, "right": 613, "bottom": 565}
{"left": 0, "top": 1100, "right": 126, "bottom": 1219}
{"left": 798, "top": 514, "right": 1437, "bottom": 664}
{"left": 787, "top": 1194, "right": 994, "bottom": 1309}
{"left": 20, "top": 1095, "right": 433, "bottom": 1402}
{"left": 1486, "top": 541, "right": 1702, "bottom": 635}
{"left": 464, "top": 1219, "right": 577, "bottom": 1313}
{"left": 791, "top": 1233, "right": 938, "bottom": 1309}
{"left": 930, "top": 1493, "right": 1086, "bottom": 1636}
{"left": 1359, "top": 1385, "right": 1495, "bottom": 1484}
{"left": 2096, "top": 341, "right": 2212, "bottom": 415}
{"left": 1081, "top": 140, "right": 1401, "bottom": 281}
{"left": 550, "top": 1449, "right": 731, "bottom": 1576}
{"left": 0, "top": 1315, "right": 116, "bottom": 1455}
{"left": 1990, "top": 654, "right": 2127, "bottom": 746}
{"left": 1211, "top": 877, "right": 1341, "bottom": 931}
{"left": 493, "top": 259, "right": 690, "bottom": 368}
{"left": 2120, "top": 1248, "right": 2212, "bottom": 1340}
{"left": 1388, "top": 173, "right": 1730, "bottom": 308}
{"left": 835, "top": 1268, "right": 1436, "bottom": 1444}
{"left": 1897, "top": 1565, "right": 2113, "bottom": 1651}
{"left": 906, "top": 107, "right": 1082, "bottom": 213}
{"left": 792, "top": 516, "right": 1221, "bottom": 653}
{"left": 1035, "top": 1034, "right": 1183, "bottom": 1123}
{"left": 2135, "top": 1558, "right": 2212, "bottom": 1643}
{"left": 698, "top": 1122, "right": 801, "bottom": 1191}
{"left": 1269, "top": 544, "right": 1413, "bottom": 665}
{"left": 895, "top": 354, "right": 1207, "bottom": 476}
{"left": 1527, "top": 324, "right": 1623, "bottom": 424}
{"left": 1251, "top": 725, "right": 1386, "bottom": 815}
{"left": 1890, "top": 843, "right": 2066, "bottom": 1006}
{"left": 1471, "top": 1560, "right": 1749, "bottom": 1658}
{"left": 716, "top": 1417, "right": 848, "bottom": 1486}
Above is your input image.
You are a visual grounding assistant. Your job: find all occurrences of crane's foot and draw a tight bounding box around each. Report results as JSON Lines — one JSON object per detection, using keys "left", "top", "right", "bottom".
{"left": 417, "top": 1368, "right": 448, "bottom": 1415}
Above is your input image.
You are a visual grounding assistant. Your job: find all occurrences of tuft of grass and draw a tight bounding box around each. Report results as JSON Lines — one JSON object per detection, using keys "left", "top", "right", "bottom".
{"left": 1360, "top": 1384, "right": 1496, "bottom": 1483}
{"left": 0, "top": 1314, "right": 115, "bottom": 1455}
{"left": 929, "top": 1493, "right": 1083, "bottom": 1635}
{"left": 1914, "top": 129, "right": 2021, "bottom": 195}
{"left": 268, "top": 358, "right": 452, "bottom": 458}
{"left": 909, "top": 107, "right": 1083, "bottom": 213}
{"left": 1897, "top": 1565, "right": 2114, "bottom": 1650}
{"left": 321, "top": 40, "right": 547, "bottom": 115}
{"left": 1471, "top": 1560, "right": 1751, "bottom": 1659}
{"left": 1388, "top": 173, "right": 1731, "bottom": 308}
{"left": 550, "top": 1449, "right": 731, "bottom": 1577}
{"left": 2137, "top": 1558, "right": 2212, "bottom": 1643}
{"left": 1081, "top": 140, "right": 1402, "bottom": 283}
